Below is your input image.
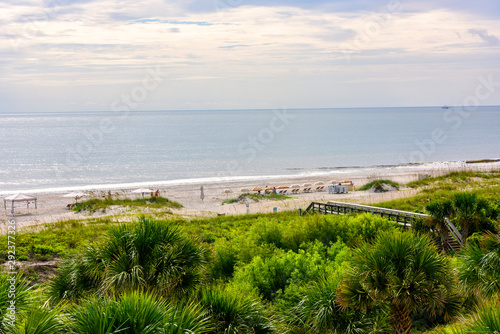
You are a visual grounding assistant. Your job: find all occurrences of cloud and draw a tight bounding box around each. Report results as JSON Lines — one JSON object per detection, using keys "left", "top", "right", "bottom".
{"left": 131, "top": 19, "right": 213, "bottom": 26}
{"left": 468, "top": 28, "right": 500, "bottom": 46}
{"left": 1, "top": 1, "right": 500, "bottom": 111}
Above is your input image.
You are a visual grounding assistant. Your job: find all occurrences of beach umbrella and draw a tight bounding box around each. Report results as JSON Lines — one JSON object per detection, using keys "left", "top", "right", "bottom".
{"left": 265, "top": 186, "right": 275, "bottom": 191}
{"left": 314, "top": 182, "right": 324, "bottom": 186}
{"left": 276, "top": 185, "right": 290, "bottom": 189}
{"left": 250, "top": 186, "right": 263, "bottom": 192}
{"left": 290, "top": 184, "right": 300, "bottom": 189}
{"left": 302, "top": 183, "right": 312, "bottom": 187}
{"left": 63, "top": 191, "right": 85, "bottom": 203}
{"left": 341, "top": 179, "right": 352, "bottom": 183}
{"left": 222, "top": 188, "right": 233, "bottom": 199}
{"left": 132, "top": 188, "right": 154, "bottom": 197}
{"left": 330, "top": 180, "right": 338, "bottom": 184}
{"left": 240, "top": 188, "right": 250, "bottom": 193}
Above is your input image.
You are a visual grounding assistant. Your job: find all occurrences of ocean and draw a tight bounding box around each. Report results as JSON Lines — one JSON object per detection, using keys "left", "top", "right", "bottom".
{"left": 1, "top": 106, "right": 499, "bottom": 194}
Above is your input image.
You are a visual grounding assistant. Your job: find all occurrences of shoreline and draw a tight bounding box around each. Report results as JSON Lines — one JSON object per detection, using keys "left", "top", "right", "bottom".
{"left": 1, "top": 159, "right": 499, "bottom": 196}
{"left": 2, "top": 162, "right": 499, "bottom": 231}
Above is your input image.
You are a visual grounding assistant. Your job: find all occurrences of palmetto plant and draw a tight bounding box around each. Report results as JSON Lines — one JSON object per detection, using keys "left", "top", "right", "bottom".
{"left": 4, "top": 302, "right": 66, "bottom": 334}
{"left": 287, "top": 274, "right": 379, "bottom": 334}
{"left": 0, "top": 273, "right": 32, "bottom": 332}
{"left": 198, "top": 287, "right": 273, "bottom": 333}
{"left": 452, "top": 193, "right": 490, "bottom": 244}
{"left": 458, "top": 232, "right": 500, "bottom": 300}
{"left": 68, "top": 290, "right": 213, "bottom": 334}
{"left": 430, "top": 301, "right": 500, "bottom": 334}
{"left": 426, "top": 199, "right": 454, "bottom": 250}
{"left": 48, "top": 216, "right": 209, "bottom": 301}
{"left": 338, "top": 231, "right": 457, "bottom": 334}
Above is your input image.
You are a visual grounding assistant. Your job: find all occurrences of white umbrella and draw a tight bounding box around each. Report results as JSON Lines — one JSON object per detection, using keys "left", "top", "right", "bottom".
{"left": 314, "top": 182, "right": 324, "bottom": 186}
{"left": 330, "top": 180, "right": 338, "bottom": 185}
{"left": 223, "top": 188, "right": 233, "bottom": 199}
{"left": 132, "top": 188, "right": 154, "bottom": 197}
{"left": 240, "top": 188, "right": 250, "bottom": 193}
{"left": 290, "top": 184, "right": 300, "bottom": 189}
{"left": 302, "top": 183, "right": 312, "bottom": 187}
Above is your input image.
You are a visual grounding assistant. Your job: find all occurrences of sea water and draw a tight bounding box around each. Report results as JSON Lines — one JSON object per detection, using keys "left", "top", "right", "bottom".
{"left": 1, "top": 106, "right": 499, "bottom": 194}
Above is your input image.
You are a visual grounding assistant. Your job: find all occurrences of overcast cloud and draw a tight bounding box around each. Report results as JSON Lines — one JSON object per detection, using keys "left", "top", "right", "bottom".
{"left": 0, "top": 0, "right": 499, "bottom": 112}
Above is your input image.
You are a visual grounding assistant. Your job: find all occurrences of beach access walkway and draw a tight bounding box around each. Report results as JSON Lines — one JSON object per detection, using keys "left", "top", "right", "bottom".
{"left": 303, "top": 200, "right": 463, "bottom": 251}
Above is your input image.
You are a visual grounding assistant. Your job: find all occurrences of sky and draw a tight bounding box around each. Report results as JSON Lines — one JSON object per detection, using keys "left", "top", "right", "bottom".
{"left": 1, "top": 0, "right": 500, "bottom": 112}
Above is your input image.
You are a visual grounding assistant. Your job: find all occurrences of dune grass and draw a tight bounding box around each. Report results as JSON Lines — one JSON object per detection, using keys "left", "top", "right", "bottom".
{"left": 73, "top": 196, "right": 182, "bottom": 213}
{"left": 406, "top": 170, "right": 500, "bottom": 189}
{"left": 222, "top": 192, "right": 291, "bottom": 205}
{"left": 0, "top": 218, "right": 118, "bottom": 263}
{"left": 357, "top": 179, "right": 400, "bottom": 192}
{"left": 374, "top": 170, "right": 500, "bottom": 212}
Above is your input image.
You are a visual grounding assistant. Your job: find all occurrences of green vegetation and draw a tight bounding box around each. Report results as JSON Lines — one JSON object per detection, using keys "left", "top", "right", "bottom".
{"left": 375, "top": 170, "right": 500, "bottom": 213}
{"left": 48, "top": 217, "right": 208, "bottom": 301}
{"left": 73, "top": 196, "right": 182, "bottom": 213}
{"left": 0, "top": 218, "right": 117, "bottom": 262}
{"left": 357, "top": 179, "right": 400, "bottom": 192}
{"left": 339, "top": 231, "right": 459, "bottom": 334}
{"left": 2, "top": 170, "right": 500, "bottom": 333}
{"left": 406, "top": 170, "right": 500, "bottom": 190}
{"left": 222, "top": 192, "right": 291, "bottom": 205}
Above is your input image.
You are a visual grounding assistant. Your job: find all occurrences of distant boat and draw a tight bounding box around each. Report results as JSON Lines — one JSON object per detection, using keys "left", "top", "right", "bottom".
{"left": 441, "top": 105, "right": 450, "bottom": 109}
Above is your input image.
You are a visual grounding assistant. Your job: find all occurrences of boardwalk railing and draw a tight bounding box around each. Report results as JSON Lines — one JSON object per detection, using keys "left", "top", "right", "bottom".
{"left": 445, "top": 217, "right": 463, "bottom": 246}
{"left": 303, "top": 200, "right": 464, "bottom": 248}
{"left": 305, "top": 201, "right": 427, "bottom": 227}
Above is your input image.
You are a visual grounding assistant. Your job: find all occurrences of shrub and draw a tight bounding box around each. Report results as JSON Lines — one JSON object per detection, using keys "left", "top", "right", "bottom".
{"left": 232, "top": 241, "right": 349, "bottom": 302}
{"left": 198, "top": 287, "right": 273, "bottom": 333}
{"left": 48, "top": 217, "right": 209, "bottom": 301}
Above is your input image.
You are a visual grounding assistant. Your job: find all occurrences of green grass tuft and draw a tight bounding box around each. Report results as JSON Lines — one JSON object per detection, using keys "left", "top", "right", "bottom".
{"left": 73, "top": 196, "right": 182, "bottom": 213}
{"left": 222, "top": 192, "right": 291, "bottom": 205}
{"left": 357, "top": 179, "right": 400, "bottom": 192}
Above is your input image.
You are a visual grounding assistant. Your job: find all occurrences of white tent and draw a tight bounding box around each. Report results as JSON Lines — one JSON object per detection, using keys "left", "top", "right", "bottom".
{"left": 3, "top": 193, "right": 37, "bottom": 215}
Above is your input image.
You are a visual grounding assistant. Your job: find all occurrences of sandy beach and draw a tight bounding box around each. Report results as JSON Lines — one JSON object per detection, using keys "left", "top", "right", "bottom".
{"left": 2, "top": 162, "right": 498, "bottom": 232}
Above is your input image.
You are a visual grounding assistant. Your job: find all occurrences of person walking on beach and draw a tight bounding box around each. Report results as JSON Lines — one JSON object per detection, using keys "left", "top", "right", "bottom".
{"left": 200, "top": 186, "right": 205, "bottom": 201}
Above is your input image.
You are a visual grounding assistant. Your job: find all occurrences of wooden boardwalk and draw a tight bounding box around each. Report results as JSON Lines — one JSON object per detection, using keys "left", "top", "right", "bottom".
{"left": 304, "top": 201, "right": 427, "bottom": 227}
{"left": 303, "top": 201, "right": 464, "bottom": 250}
